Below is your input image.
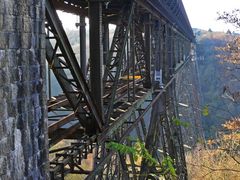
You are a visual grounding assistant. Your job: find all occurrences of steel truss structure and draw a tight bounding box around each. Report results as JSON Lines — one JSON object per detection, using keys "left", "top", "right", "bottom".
{"left": 45, "top": 0, "right": 200, "bottom": 179}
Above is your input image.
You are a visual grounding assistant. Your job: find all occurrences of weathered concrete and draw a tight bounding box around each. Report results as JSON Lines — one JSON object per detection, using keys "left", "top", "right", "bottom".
{"left": 0, "top": 0, "right": 48, "bottom": 179}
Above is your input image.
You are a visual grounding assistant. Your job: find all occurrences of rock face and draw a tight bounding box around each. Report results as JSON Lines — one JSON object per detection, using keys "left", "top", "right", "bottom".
{"left": 0, "top": 0, "right": 48, "bottom": 179}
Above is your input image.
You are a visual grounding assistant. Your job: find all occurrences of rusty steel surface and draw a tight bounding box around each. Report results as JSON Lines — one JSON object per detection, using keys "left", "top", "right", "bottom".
{"left": 45, "top": 0, "right": 199, "bottom": 179}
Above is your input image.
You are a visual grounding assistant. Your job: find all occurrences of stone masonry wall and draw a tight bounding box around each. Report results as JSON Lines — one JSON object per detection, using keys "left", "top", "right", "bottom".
{"left": 0, "top": 0, "right": 48, "bottom": 179}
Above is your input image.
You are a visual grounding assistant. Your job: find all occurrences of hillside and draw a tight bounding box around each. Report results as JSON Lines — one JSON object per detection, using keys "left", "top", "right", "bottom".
{"left": 194, "top": 28, "right": 240, "bottom": 138}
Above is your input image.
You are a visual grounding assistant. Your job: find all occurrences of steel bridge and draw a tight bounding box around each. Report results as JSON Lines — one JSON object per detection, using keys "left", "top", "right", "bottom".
{"left": 45, "top": 0, "right": 201, "bottom": 179}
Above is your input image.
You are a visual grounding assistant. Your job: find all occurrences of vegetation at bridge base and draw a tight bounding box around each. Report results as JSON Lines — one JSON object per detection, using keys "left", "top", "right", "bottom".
{"left": 107, "top": 139, "right": 177, "bottom": 179}
{"left": 186, "top": 118, "right": 240, "bottom": 179}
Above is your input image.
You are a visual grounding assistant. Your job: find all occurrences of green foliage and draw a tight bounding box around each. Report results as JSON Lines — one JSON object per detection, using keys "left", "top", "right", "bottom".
{"left": 161, "top": 156, "right": 177, "bottom": 177}
{"left": 107, "top": 140, "right": 157, "bottom": 166}
{"left": 172, "top": 117, "right": 190, "bottom": 128}
{"left": 107, "top": 139, "right": 177, "bottom": 178}
{"left": 202, "top": 105, "right": 209, "bottom": 116}
{"left": 106, "top": 141, "right": 136, "bottom": 156}
{"left": 136, "top": 140, "right": 158, "bottom": 166}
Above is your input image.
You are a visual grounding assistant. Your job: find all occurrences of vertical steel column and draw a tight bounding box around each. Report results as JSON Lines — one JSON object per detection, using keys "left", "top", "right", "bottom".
{"left": 80, "top": 16, "right": 87, "bottom": 78}
{"left": 163, "top": 24, "right": 176, "bottom": 162}
{"left": 172, "top": 32, "right": 176, "bottom": 69}
{"left": 159, "top": 22, "right": 168, "bottom": 155}
{"left": 144, "top": 13, "right": 152, "bottom": 88}
{"left": 167, "top": 26, "right": 181, "bottom": 175}
{"left": 154, "top": 21, "right": 161, "bottom": 74}
{"left": 168, "top": 27, "right": 188, "bottom": 179}
{"left": 48, "top": 66, "right": 52, "bottom": 98}
{"left": 140, "top": 18, "right": 162, "bottom": 172}
{"left": 168, "top": 26, "right": 174, "bottom": 75}
{"left": 130, "top": 17, "right": 136, "bottom": 101}
{"left": 139, "top": 94, "right": 161, "bottom": 179}
{"left": 177, "top": 36, "right": 181, "bottom": 63}
{"left": 89, "top": 0, "right": 104, "bottom": 119}
{"left": 103, "top": 21, "right": 109, "bottom": 65}
{"left": 180, "top": 39, "right": 184, "bottom": 61}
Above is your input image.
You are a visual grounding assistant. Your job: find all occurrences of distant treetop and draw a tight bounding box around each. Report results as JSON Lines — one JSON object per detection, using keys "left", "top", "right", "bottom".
{"left": 226, "top": 29, "right": 232, "bottom": 35}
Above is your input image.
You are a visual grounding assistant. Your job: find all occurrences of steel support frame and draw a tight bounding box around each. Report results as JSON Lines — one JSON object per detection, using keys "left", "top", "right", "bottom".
{"left": 45, "top": 0, "right": 103, "bottom": 134}
{"left": 80, "top": 16, "right": 87, "bottom": 78}
{"left": 143, "top": 13, "right": 152, "bottom": 88}
{"left": 103, "top": 1, "right": 135, "bottom": 124}
{"left": 45, "top": 0, "right": 196, "bottom": 179}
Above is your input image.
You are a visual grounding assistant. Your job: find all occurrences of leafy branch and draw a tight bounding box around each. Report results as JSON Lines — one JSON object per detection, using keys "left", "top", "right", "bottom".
{"left": 106, "top": 139, "right": 177, "bottom": 178}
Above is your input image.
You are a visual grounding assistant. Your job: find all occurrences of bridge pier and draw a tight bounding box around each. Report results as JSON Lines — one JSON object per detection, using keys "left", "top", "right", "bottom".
{"left": 0, "top": 0, "right": 48, "bottom": 179}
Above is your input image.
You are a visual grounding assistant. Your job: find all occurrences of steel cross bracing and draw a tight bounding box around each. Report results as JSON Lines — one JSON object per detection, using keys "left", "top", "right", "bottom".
{"left": 88, "top": 56, "right": 193, "bottom": 179}
{"left": 45, "top": 0, "right": 103, "bottom": 144}
{"left": 134, "top": 16, "right": 149, "bottom": 87}
{"left": 103, "top": 2, "right": 136, "bottom": 124}
{"left": 45, "top": 0, "right": 199, "bottom": 179}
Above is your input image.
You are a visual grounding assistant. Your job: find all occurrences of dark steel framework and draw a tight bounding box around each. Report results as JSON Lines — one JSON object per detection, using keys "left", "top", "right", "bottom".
{"left": 45, "top": 0, "right": 200, "bottom": 179}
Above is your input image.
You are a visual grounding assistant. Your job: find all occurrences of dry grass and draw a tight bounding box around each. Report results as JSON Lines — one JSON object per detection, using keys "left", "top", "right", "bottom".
{"left": 187, "top": 118, "right": 240, "bottom": 180}
{"left": 187, "top": 150, "right": 240, "bottom": 180}
{"left": 186, "top": 144, "right": 240, "bottom": 180}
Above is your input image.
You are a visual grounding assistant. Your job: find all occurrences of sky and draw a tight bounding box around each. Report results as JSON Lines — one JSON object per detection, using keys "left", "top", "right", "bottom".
{"left": 58, "top": 0, "right": 240, "bottom": 32}
{"left": 182, "top": 0, "right": 240, "bottom": 32}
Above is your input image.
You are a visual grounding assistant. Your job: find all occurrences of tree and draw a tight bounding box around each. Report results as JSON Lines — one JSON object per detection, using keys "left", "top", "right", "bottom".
{"left": 187, "top": 119, "right": 240, "bottom": 179}
{"left": 216, "top": 9, "right": 240, "bottom": 103}
{"left": 218, "top": 9, "right": 240, "bottom": 28}
{"left": 217, "top": 9, "right": 240, "bottom": 65}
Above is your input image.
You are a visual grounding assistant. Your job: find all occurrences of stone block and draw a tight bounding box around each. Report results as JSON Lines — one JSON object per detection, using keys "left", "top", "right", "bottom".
{"left": 40, "top": 34, "right": 45, "bottom": 49}
{"left": 0, "top": 32, "right": 9, "bottom": 49}
{"left": 9, "top": 67, "right": 19, "bottom": 83}
{"left": 0, "top": 69, "right": 7, "bottom": 86}
{"left": 0, "top": 49, "right": 5, "bottom": 61}
{"left": 0, "top": 50, "right": 7, "bottom": 69}
{"left": 3, "top": 15, "right": 16, "bottom": 32}
{"left": 21, "top": 33, "right": 32, "bottom": 49}
{"left": 0, "top": 138, "right": 8, "bottom": 156}
{"left": 17, "top": 66, "right": 30, "bottom": 83}
{"left": 4, "top": 0, "right": 14, "bottom": 15}
{"left": 0, "top": 118, "right": 5, "bottom": 138}
{"left": 23, "top": 17, "right": 31, "bottom": 33}
{"left": 0, "top": 0, "right": 5, "bottom": 14}
{"left": 15, "top": 16, "right": 23, "bottom": 33}
{"left": 21, "top": 49, "right": 30, "bottom": 66}
{"left": 0, "top": 14, "right": 3, "bottom": 31}
{"left": 7, "top": 99, "right": 17, "bottom": 118}
{"left": 0, "top": 156, "right": 7, "bottom": 175}
{"left": 32, "top": 94, "right": 40, "bottom": 109}
{"left": 6, "top": 49, "right": 17, "bottom": 68}
{"left": 0, "top": 0, "right": 47, "bottom": 178}
{"left": 29, "top": 49, "right": 38, "bottom": 66}
{"left": 0, "top": 99, "right": 7, "bottom": 122}
{"left": 9, "top": 33, "right": 21, "bottom": 49}
{"left": 10, "top": 83, "right": 18, "bottom": 99}
{"left": 37, "top": 134, "right": 46, "bottom": 151}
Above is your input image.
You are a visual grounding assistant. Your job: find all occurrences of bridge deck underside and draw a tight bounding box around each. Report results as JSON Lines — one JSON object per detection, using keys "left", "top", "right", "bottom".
{"left": 52, "top": 0, "right": 194, "bottom": 41}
